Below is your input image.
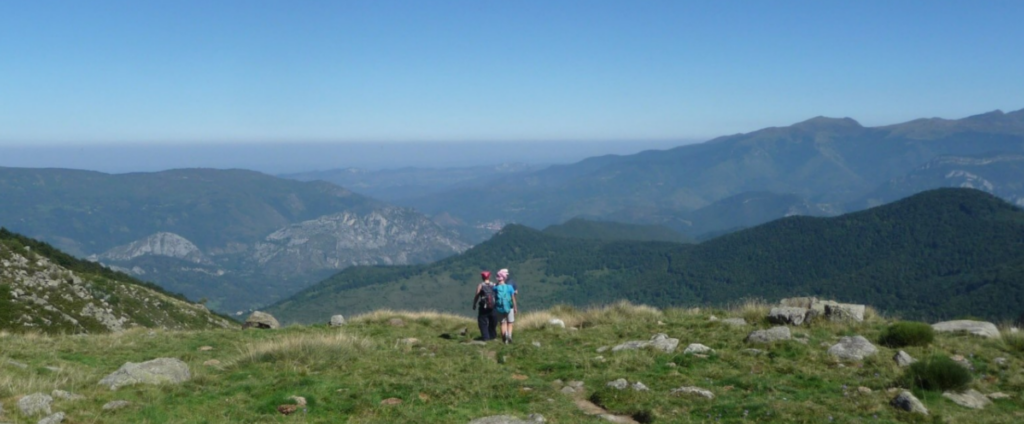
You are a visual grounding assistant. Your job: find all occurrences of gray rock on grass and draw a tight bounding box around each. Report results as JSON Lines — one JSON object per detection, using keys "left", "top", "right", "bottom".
{"left": 612, "top": 334, "right": 679, "bottom": 353}
{"left": 825, "top": 304, "right": 865, "bottom": 322}
{"left": 943, "top": 389, "right": 992, "bottom": 409}
{"left": 606, "top": 379, "right": 628, "bottom": 390}
{"left": 827, "top": 336, "right": 878, "bottom": 361}
{"left": 98, "top": 358, "right": 191, "bottom": 390}
{"left": 631, "top": 382, "right": 649, "bottom": 392}
{"left": 469, "top": 414, "right": 546, "bottom": 424}
{"left": 17, "top": 393, "right": 52, "bottom": 416}
{"left": 894, "top": 350, "right": 916, "bottom": 367}
{"left": 721, "top": 318, "right": 748, "bottom": 327}
{"left": 102, "top": 400, "right": 131, "bottom": 411}
{"left": 242, "top": 311, "right": 280, "bottom": 330}
{"left": 547, "top": 319, "right": 565, "bottom": 329}
{"left": 932, "top": 320, "right": 1000, "bottom": 339}
{"left": 768, "top": 307, "right": 808, "bottom": 326}
{"left": 671, "top": 386, "right": 714, "bottom": 399}
{"left": 891, "top": 390, "right": 928, "bottom": 415}
{"left": 50, "top": 390, "right": 83, "bottom": 401}
{"left": 37, "top": 412, "right": 65, "bottom": 424}
{"left": 329, "top": 315, "right": 346, "bottom": 327}
{"left": 683, "top": 343, "right": 714, "bottom": 355}
{"left": 745, "top": 326, "right": 791, "bottom": 344}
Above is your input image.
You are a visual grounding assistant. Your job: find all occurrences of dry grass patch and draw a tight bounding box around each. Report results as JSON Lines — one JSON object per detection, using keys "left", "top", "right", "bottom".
{"left": 728, "top": 298, "right": 772, "bottom": 323}
{"left": 349, "top": 309, "right": 473, "bottom": 325}
{"left": 236, "top": 331, "right": 374, "bottom": 366}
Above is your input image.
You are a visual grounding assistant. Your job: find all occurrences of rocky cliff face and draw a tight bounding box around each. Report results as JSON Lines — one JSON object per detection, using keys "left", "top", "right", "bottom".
{"left": 862, "top": 154, "right": 1024, "bottom": 208}
{"left": 93, "top": 232, "right": 211, "bottom": 264}
{"left": 0, "top": 240, "right": 235, "bottom": 334}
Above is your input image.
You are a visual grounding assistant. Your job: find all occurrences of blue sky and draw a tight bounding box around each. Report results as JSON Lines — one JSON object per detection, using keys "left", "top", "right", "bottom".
{"left": 1, "top": 0, "right": 1022, "bottom": 145}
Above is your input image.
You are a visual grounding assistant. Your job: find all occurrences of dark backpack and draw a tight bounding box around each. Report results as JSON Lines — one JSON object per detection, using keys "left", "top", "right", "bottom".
{"left": 477, "top": 283, "right": 495, "bottom": 310}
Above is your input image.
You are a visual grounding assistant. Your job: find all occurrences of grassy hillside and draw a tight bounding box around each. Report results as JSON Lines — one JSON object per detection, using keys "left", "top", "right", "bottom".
{"left": 269, "top": 188, "right": 1024, "bottom": 324}
{"left": 542, "top": 218, "right": 691, "bottom": 243}
{"left": 2, "top": 303, "right": 1022, "bottom": 423}
{"left": 1, "top": 228, "right": 236, "bottom": 334}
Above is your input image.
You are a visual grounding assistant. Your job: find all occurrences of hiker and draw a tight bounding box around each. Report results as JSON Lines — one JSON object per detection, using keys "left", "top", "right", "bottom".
{"left": 495, "top": 269, "right": 518, "bottom": 344}
{"left": 472, "top": 270, "right": 498, "bottom": 341}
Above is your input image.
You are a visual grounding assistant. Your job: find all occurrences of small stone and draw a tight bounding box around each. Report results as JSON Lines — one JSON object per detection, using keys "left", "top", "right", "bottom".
{"left": 994, "top": 357, "right": 1007, "bottom": 366}
{"left": 380, "top": 397, "right": 403, "bottom": 405}
{"left": 37, "top": 412, "right": 65, "bottom": 424}
{"left": 631, "top": 382, "right": 649, "bottom": 391}
{"left": 198, "top": 346, "right": 214, "bottom": 351}
{"left": 932, "top": 320, "right": 1001, "bottom": 339}
{"left": 512, "top": 374, "right": 528, "bottom": 381}
{"left": 97, "top": 358, "right": 191, "bottom": 390}
{"left": 987, "top": 392, "right": 1011, "bottom": 400}
{"left": 398, "top": 337, "right": 419, "bottom": 345}
{"left": 567, "top": 380, "right": 584, "bottom": 389}
{"left": 671, "top": 386, "right": 714, "bottom": 399}
{"left": 289, "top": 396, "right": 307, "bottom": 406}
{"left": 891, "top": 390, "right": 928, "bottom": 415}
{"left": 547, "top": 319, "right": 565, "bottom": 328}
{"left": 4, "top": 359, "right": 28, "bottom": 369}
{"left": 741, "top": 348, "right": 766, "bottom": 356}
{"left": 329, "top": 314, "right": 346, "bottom": 326}
{"left": 769, "top": 307, "right": 808, "bottom": 326}
{"left": 44, "top": 366, "right": 61, "bottom": 372}
{"left": 594, "top": 356, "right": 605, "bottom": 362}
{"left": 102, "top": 400, "right": 131, "bottom": 411}
{"left": 666, "top": 362, "right": 677, "bottom": 367}
{"left": 683, "top": 343, "right": 714, "bottom": 355}
{"left": 858, "top": 386, "right": 872, "bottom": 394}
{"left": 606, "top": 378, "right": 628, "bottom": 390}
{"left": 532, "top": 341, "right": 541, "bottom": 348}
{"left": 943, "top": 389, "right": 992, "bottom": 409}
{"left": 596, "top": 346, "right": 609, "bottom": 353}
{"left": 17, "top": 393, "right": 52, "bottom": 416}
{"left": 708, "top": 315, "right": 719, "bottom": 322}
{"left": 50, "top": 390, "right": 84, "bottom": 401}
{"left": 203, "top": 360, "right": 221, "bottom": 367}
{"left": 560, "top": 386, "right": 577, "bottom": 395}
{"left": 745, "top": 326, "right": 791, "bottom": 344}
{"left": 721, "top": 318, "right": 748, "bottom": 326}
{"left": 894, "top": 350, "right": 916, "bottom": 367}
{"left": 827, "top": 336, "right": 878, "bottom": 361}
{"left": 388, "top": 318, "right": 405, "bottom": 327}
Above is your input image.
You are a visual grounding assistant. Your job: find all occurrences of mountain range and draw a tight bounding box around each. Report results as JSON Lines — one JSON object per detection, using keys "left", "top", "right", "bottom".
{"left": 268, "top": 188, "right": 1024, "bottom": 324}
{"left": 0, "top": 168, "right": 468, "bottom": 313}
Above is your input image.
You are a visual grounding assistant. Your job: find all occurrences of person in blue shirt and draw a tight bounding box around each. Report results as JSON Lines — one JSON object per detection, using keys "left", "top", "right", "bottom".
{"left": 496, "top": 268, "right": 518, "bottom": 344}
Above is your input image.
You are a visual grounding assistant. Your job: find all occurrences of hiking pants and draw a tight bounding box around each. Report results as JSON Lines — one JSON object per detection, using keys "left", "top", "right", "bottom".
{"left": 477, "top": 308, "right": 497, "bottom": 340}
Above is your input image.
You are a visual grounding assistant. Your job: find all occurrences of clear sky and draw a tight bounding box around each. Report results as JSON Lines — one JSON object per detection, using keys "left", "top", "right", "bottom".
{"left": 1, "top": 0, "right": 1022, "bottom": 145}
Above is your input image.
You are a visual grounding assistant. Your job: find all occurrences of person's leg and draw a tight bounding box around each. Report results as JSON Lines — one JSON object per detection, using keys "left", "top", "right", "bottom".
{"left": 488, "top": 310, "right": 498, "bottom": 341}
{"left": 500, "top": 318, "right": 510, "bottom": 343}
{"left": 477, "top": 312, "right": 489, "bottom": 340}
{"left": 507, "top": 309, "right": 515, "bottom": 342}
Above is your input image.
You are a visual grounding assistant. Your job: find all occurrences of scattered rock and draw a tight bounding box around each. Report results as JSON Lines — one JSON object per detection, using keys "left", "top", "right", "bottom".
{"left": 769, "top": 307, "right": 808, "bottom": 326}
{"left": 741, "top": 348, "right": 766, "bottom": 356}
{"left": 203, "top": 360, "right": 221, "bottom": 367}
{"left": 17, "top": 393, "right": 52, "bottom": 416}
{"left": 329, "top": 314, "right": 346, "bottom": 327}
{"left": 825, "top": 304, "right": 865, "bottom": 322}
{"left": 666, "top": 362, "right": 677, "bottom": 367}
{"left": 745, "top": 326, "right": 791, "bottom": 344}
{"left": 290, "top": 396, "right": 307, "bottom": 406}
{"left": 950, "top": 355, "right": 973, "bottom": 370}
{"left": 37, "top": 412, "right": 64, "bottom": 424}
{"left": 398, "top": 338, "right": 420, "bottom": 345}
{"left": 779, "top": 297, "right": 817, "bottom": 308}
{"left": 721, "top": 318, "right": 748, "bottom": 326}
{"left": 50, "top": 390, "right": 83, "bottom": 401}
{"left": 567, "top": 381, "right": 585, "bottom": 390}
{"left": 994, "top": 357, "right": 1008, "bottom": 366}
{"left": 469, "top": 414, "right": 546, "bottom": 424}
{"left": 612, "top": 334, "right": 679, "bottom": 353}
{"left": 827, "top": 336, "right": 878, "bottom": 361}
{"left": 631, "top": 382, "right": 649, "bottom": 392}
{"left": 596, "top": 346, "right": 609, "bottom": 353}
{"left": 388, "top": 318, "right": 405, "bottom": 327}
{"left": 242, "top": 311, "right": 280, "bottom": 330}
{"left": 894, "top": 350, "right": 916, "bottom": 367}
{"left": 708, "top": 315, "right": 719, "bottom": 322}
{"left": 463, "top": 341, "right": 487, "bottom": 346}
{"left": 380, "top": 397, "right": 403, "bottom": 405}
{"left": 458, "top": 327, "right": 468, "bottom": 336}
{"left": 512, "top": 374, "right": 528, "bottom": 381}
{"left": 607, "top": 379, "right": 629, "bottom": 390}
{"left": 594, "top": 356, "right": 605, "bottom": 362}
{"left": 891, "top": 390, "right": 928, "bottom": 415}
{"left": 547, "top": 319, "right": 565, "bottom": 329}
{"left": 671, "top": 386, "right": 714, "bottom": 399}
{"left": 198, "top": 346, "right": 214, "bottom": 351}
{"left": 932, "top": 320, "right": 1001, "bottom": 339}
{"left": 560, "top": 386, "right": 577, "bottom": 395}
{"left": 683, "top": 343, "right": 714, "bottom": 355}
{"left": 102, "top": 400, "right": 131, "bottom": 411}
{"left": 98, "top": 358, "right": 191, "bottom": 390}
{"left": 943, "top": 389, "right": 992, "bottom": 409}
{"left": 988, "top": 392, "right": 1011, "bottom": 400}
{"left": 858, "top": 386, "right": 872, "bottom": 394}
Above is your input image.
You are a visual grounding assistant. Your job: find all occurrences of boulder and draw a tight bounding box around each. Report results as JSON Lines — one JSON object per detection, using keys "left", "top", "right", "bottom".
{"left": 671, "top": 386, "right": 714, "bottom": 399}
{"left": 98, "top": 358, "right": 191, "bottom": 390}
{"left": 721, "top": 318, "right": 748, "bottom": 327}
{"left": 943, "top": 389, "right": 992, "bottom": 409}
{"left": 768, "top": 307, "right": 808, "bottom": 326}
{"left": 329, "top": 315, "right": 346, "bottom": 327}
{"left": 825, "top": 304, "right": 865, "bottom": 322}
{"left": 827, "top": 336, "right": 878, "bottom": 361}
{"left": 683, "top": 343, "right": 714, "bottom": 355}
{"left": 469, "top": 414, "right": 546, "bottom": 424}
{"left": 50, "top": 390, "right": 83, "bottom": 401}
{"left": 101, "top": 399, "right": 129, "bottom": 410}
{"left": 547, "top": 319, "right": 566, "bottom": 328}
{"left": 779, "top": 297, "right": 817, "bottom": 308}
{"left": 606, "top": 378, "right": 628, "bottom": 390}
{"left": 612, "top": 334, "right": 679, "bottom": 353}
{"left": 891, "top": 390, "right": 928, "bottom": 415}
{"left": 242, "top": 311, "right": 280, "bottom": 330}
{"left": 894, "top": 350, "right": 916, "bottom": 367}
{"left": 631, "top": 382, "right": 649, "bottom": 391}
{"left": 37, "top": 412, "right": 65, "bottom": 424}
{"left": 932, "top": 320, "right": 1000, "bottom": 339}
{"left": 745, "top": 326, "right": 792, "bottom": 344}
{"left": 17, "top": 393, "right": 52, "bottom": 416}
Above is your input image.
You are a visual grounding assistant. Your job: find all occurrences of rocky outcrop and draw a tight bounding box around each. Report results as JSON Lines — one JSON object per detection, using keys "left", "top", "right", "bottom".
{"left": 932, "top": 320, "right": 1001, "bottom": 339}
{"left": 769, "top": 307, "right": 808, "bottom": 325}
{"left": 892, "top": 390, "right": 928, "bottom": 415}
{"left": 243, "top": 311, "right": 280, "bottom": 330}
{"left": 745, "top": 326, "right": 791, "bottom": 344}
{"left": 98, "top": 358, "right": 191, "bottom": 390}
{"left": 329, "top": 315, "right": 346, "bottom": 327}
{"left": 774, "top": 297, "right": 865, "bottom": 324}
{"left": 17, "top": 393, "right": 52, "bottom": 416}
{"left": 943, "top": 389, "right": 992, "bottom": 409}
{"left": 827, "top": 336, "right": 878, "bottom": 361}
{"left": 94, "top": 232, "right": 210, "bottom": 265}
{"left": 469, "top": 414, "right": 546, "bottom": 424}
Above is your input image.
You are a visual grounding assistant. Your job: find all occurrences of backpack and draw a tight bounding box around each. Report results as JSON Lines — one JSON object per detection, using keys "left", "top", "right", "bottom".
{"left": 495, "top": 284, "right": 514, "bottom": 314}
{"left": 477, "top": 283, "right": 496, "bottom": 310}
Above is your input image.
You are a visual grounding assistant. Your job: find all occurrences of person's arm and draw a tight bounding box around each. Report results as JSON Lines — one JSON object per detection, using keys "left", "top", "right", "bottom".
{"left": 472, "top": 283, "right": 482, "bottom": 309}
{"left": 512, "top": 293, "right": 518, "bottom": 314}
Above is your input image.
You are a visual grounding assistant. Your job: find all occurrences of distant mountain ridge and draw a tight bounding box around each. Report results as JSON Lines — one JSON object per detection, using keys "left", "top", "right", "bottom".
{"left": 0, "top": 167, "right": 469, "bottom": 313}
{"left": 403, "top": 108, "right": 1024, "bottom": 236}
{"left": 269, "top": 188, "right": 1024, "bottom": 324}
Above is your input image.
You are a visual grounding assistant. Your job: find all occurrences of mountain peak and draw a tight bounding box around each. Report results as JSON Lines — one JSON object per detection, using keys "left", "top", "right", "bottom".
{"left": 791, "top": 116, "right": 863, "bottom": 131}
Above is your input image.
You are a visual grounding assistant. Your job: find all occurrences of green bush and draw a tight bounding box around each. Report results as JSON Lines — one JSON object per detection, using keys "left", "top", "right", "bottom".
{"left": 880, "top": 321, "right": 935, "bottom": 347}
{"left": 1005, "top": 333, "right": 1024, "bottom": 353}
{"left": 902, "top": 355, "right": 972, "bottom": 392}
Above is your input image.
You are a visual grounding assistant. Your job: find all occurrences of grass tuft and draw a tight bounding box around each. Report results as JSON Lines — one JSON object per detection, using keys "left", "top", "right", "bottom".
{"left": 879, "top": 321, "right": 935, "bottom": 348}
{"left": 902, "top": 355, "right": 973, "bottom": 392}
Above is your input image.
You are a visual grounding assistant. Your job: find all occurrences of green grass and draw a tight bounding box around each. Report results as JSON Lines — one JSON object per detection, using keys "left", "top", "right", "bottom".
{"left": 880, "top": 321, "right": 935, "bottom": 348}
{"left": 1, "top": 303, "right": 1023, "bottom": 423}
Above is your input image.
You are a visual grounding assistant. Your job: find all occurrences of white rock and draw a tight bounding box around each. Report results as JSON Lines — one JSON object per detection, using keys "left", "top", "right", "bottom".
{"left": 17, "top": 393, "right": 52, "bottom": 416}
{"left": 827, "top": 336, "right": 878, "bottom": 361}
{"left": 37, "top": 412, "right": 65, "bottom": 424}
{"left": 329, "top": 314, "right": 346, "bottom": 326}
{"left": 683, "top": 343, "right": 714, "bottom": 355}
{"left": 943, "top": 389, "right": 992, "bottom": 409}
{"left": 606, "top": 378, "right": 628, "bottom": 390}
{"left": 547, "top": 319, "right": 565, "bottom": 329}
{"left": 932, "top": 320, "right": 1001, "bottom": 339}
{"left": 891, "top": 390, "right": 928, "bottom": 415}
{"left": 671, "top": 386, "right": 714, "bottom": 399}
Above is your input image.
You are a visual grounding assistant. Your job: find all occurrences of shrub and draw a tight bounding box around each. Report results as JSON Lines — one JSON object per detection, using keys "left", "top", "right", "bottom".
{"left": 1004, "top": 333, "right": 1024, "bottom": 353}
{"left": 902, "top": 355, "right": 972, "bottom": 392}
{"left": 880, "top": 321, "right": 934, "bottom": 347}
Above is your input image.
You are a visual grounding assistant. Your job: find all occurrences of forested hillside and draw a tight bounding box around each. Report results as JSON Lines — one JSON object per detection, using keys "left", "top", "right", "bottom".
{"left": 270, "top": 188, "right": 1024, "bottom": 324}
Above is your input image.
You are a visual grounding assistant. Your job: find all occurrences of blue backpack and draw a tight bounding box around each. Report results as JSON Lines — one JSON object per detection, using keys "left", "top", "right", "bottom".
{"left": 495, "top": 284, "right": 514, "bottom": 314}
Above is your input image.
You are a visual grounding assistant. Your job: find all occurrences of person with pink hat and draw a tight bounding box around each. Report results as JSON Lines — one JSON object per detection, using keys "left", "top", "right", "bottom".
{"left": 495, "top": 268, "right": 518, "bottom": 344}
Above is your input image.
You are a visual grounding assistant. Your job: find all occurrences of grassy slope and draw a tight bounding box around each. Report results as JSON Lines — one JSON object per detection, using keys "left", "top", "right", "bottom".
{"left": 270, "top": 188, "right": 1024, "bottom": 325}
{"left": 1, "top": 303, "right": 1022, "bottom": 423}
